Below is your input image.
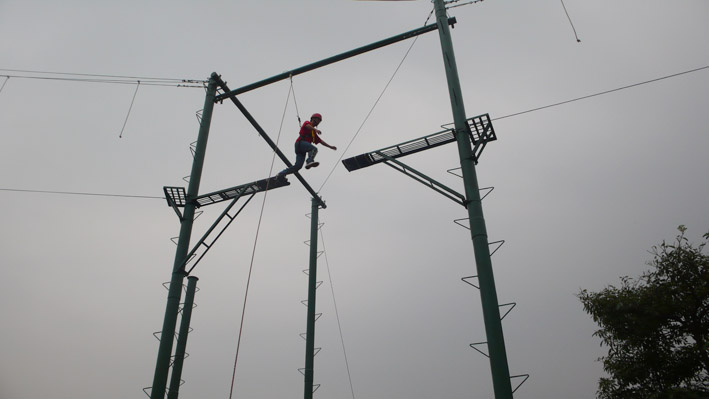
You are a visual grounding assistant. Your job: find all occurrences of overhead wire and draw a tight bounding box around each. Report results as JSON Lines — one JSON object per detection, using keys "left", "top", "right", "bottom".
{"left": 492, "top": 64, "right": 709, "bottom": 121}
{"left": 318, "top": 60, "right": 709, "bottom": 191}
{"left": 0, "top": 68, "right": 206, "bottom": 88}
{"left": 444, "top": 0, "right": 485, "bottom": 10}
{"left": 0, "top": 187, "right": 163, "bottom": 199}
{"left": 0, "top": 75, "right": 204, "bottom": 88}
{"left": 2, "top": 64, "right": 707, "bottom": 200}
{"left": 0, "top": 68, "right": 204, "bottom": 81}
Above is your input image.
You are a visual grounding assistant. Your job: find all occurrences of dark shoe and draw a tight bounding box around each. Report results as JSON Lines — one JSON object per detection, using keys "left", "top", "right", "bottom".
{"left": 305, "top": 161, "right": 319, "bottom": 169}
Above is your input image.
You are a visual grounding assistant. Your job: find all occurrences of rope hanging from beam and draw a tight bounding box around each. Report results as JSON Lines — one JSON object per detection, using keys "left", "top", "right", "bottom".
{"left": 228, "top": 82, "right": 293, "bottom": 399}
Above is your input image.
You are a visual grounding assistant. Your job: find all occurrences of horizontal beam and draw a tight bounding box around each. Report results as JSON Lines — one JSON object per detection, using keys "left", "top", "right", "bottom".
{"left": 184, "top": 194, "right": 256, "bottom": 275}
{"left": 214, "top": 17, "right": 456, "bottom": 102}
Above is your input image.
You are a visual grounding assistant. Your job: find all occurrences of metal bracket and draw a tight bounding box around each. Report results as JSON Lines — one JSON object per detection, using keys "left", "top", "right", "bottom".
{"left": 511, "top": 374, "right": 530, "bottom": 394}
{"left": 499, "top": 302, "right": 517, "bottom": 321}
{"left": 469, "top": 341, "right": 489, "bottom": 358}
{"left": 469, "top": 345, "right": 529, "bottom": 394}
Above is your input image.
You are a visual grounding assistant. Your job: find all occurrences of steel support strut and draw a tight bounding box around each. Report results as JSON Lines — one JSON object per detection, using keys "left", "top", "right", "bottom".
{"left": 150, "top": 72, "right": 218, "bottom": 399}
{"left": 304, "top": 199, "right": 320, "bottom": 399}
{"left": 432, "top": 1, "right": 514, "bottom": 398}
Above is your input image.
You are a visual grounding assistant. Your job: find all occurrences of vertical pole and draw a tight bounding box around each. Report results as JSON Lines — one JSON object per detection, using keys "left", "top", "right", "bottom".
{"left": 431, "top": 2, "right": 514, "bottom": 398}
{"left": 167, "top": 276, "right": 199, "bottom": 399}
{"left": 151, "top": 73, "right": 219, "bottom": 399}
{"left": 304, "top": 198, "right": 320, "bottom": 399}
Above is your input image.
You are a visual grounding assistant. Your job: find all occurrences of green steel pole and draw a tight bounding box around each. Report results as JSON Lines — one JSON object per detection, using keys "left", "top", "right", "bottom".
{"left": 167, "top": 276, "right": 199, "bottom": 399}
{"left": 304, "top": 198, "right": 320, "bottom": 399}
{"left": 431, "top": 2, "right": 514, "bottom": 398}
{"left": 151, "top": 73, "right": 218, "bottom": 399}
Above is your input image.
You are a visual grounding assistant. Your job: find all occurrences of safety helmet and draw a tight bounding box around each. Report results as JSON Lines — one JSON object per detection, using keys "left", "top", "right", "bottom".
{"left": 311, "top": 113, "right": 322, "bottom": 121}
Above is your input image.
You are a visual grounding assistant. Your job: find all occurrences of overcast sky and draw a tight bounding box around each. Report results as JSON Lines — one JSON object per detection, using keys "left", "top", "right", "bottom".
{"left": 1, "top": 1, "right": 708, "bottom": 399}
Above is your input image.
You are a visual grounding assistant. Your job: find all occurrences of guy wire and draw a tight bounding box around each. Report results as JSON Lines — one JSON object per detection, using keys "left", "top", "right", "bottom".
{"left": 320, "top": 227, "right": 357, "bottom": 399}
{"left": 317, "top": 10, "right": 434, "bottom": 194}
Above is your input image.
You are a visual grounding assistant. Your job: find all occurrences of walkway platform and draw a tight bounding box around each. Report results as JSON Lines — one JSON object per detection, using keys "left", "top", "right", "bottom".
{"left": 164, "top": 175, "right": 290, "bottom": 208}
{"left": 342, "top": 113, "right": 496, "bottom": 172}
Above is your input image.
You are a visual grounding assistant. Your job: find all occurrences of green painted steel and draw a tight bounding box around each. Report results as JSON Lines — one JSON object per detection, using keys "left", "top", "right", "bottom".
{"left": 431, "top": 1, "right": 514, "bottom": 398}
{"left": 214, "top": 17, "right": 456, "bottom": 102}
{"left": 151, "top": 73, "right": 219, "bottom": 399}
{"left": 167, "top": 276, "right": 199, "bottom": 399}
{"left": 304, "top": 198, "right": 320, "bottom": 399}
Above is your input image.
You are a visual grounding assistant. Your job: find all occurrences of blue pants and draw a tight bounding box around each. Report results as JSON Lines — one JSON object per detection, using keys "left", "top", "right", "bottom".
{"left": 279, "top": 141, "right": 318, "bottom": 176}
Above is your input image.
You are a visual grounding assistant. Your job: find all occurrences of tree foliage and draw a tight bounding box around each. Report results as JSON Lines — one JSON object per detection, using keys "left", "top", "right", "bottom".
{"left": 578, "top": 226, "right": 709, "bottom": 399}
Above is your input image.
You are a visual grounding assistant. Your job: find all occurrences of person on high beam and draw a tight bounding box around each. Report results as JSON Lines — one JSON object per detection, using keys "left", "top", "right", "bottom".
{"left": 278, "top": 113, "right": 337, "bottom": 176}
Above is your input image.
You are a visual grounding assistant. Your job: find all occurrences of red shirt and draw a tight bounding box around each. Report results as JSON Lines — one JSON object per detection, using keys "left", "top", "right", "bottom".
{"left": 296, "top": 121, "right": 321, "bottom": 144}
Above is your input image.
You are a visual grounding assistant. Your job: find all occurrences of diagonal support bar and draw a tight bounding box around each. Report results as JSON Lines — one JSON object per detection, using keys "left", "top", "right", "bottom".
{"left": 511, "top": 374, "right": 530, "bottom": 394}
{"left": 183, "top": 192, "right": 256, "bottom": 275}
{"left": 214, "top": 76, "right": 326, "bottom": 209}
{"left": 214, "top": 17, "right": 456, "bottom": 101}
{"left": 377, "top": 152, "right": 466, "bottom": 207}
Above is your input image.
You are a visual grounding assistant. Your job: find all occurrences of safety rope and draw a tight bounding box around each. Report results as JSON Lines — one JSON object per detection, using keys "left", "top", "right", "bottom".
{"left": 290, "top": 74, "right": 302, "bottom": 127}
{"left": 317, "top": 10, "right": 434, "bottom": 193}
{"left": 228, "top": 82, "right": 293, "bottom": 399}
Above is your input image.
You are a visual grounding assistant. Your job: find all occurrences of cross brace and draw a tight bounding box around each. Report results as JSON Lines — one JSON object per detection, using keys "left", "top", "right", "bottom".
{"left": 183, "top": 190, "right": 256, "bottom": 274}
